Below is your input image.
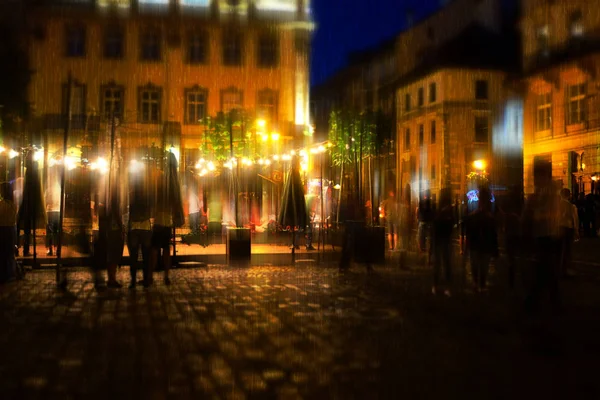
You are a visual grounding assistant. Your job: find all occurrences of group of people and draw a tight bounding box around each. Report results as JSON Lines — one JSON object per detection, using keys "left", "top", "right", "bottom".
{"left": 0, "top": 150, "right": 185, "bottom": 290}
{"left": 381, "top": 176, "right": 580, "bottom": 307}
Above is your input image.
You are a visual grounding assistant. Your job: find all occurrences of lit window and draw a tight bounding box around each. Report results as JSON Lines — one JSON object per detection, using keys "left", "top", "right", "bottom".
{"left": 568, "top": 83, "right": 586, "bottom": 125}
{"left": 138, "top": 86, "right": 161, "bottom": 123}
{"left": 65, "top": 25, "right": 86, "bottom": 57}
{"left": 474, "top": 116, "right": 488, "bottom": 142}
{"left": 223, "top": 30, "right": 242, "bottom": 66}
{"left": 140, "top": 28, "right": 161, "bottom": 61}
{"left": 185, "top": 88, "right": 208, "bottom": 124}
{"left": 257, "top": 33, "right": 278, "bottom": 68}
{"left": 570, "top": 11, "right": 584, "bottom": 38}
{"left": 102, "top": 85, "right": 124, "bottom": 118}
{"left": 536, "top": 25, "right": 549, "bottom": 56}
{"left": 257, "top": 89, "right": 278, "bottom": 122}
{"left": 104, "top": 26, "right": 124, "bottom": 59}
{"left": 221, "top": 87, "right": 243, "bottom": 113}
{"left": 536, "top": 92, "right": 552, "bottom": 132}
{"left": 188, "top": 30, "right": 208, "bottom": 64}
{"left": 180, "top": 0, "right": 210, "bottom": 6}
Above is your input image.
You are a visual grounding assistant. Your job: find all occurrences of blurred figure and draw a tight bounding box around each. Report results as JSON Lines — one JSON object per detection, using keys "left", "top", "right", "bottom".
{"left": 464, "top": 187, "right": 498, "bottom": 292}
{"left": 187, "top": 183, "right": 201, "bottom": 235}
{"left": 0, "top": 182, "right": 17, "bottom": 283}
{"left": 95, "top": 197, "right": 124, "bottom": 289}
{"left": 127, "top": 171, "right": 153, "bottom": 289}
{"left": 558, "top": 188, "right": 579, "bottom": 279}
{"left": 381, "top": 190, "right": 398, "bottom": 250}
{"left": 45, "top": 179, "right": 61, "bottom": 256}
{"left": 431, "top": 188, "right": 454, "bottom": 296}
{"left": 458, "top": 196, "right": 468, "bottom": 255}
{"left": 16, "top": 152, "right": 46, "bottom": 256}
{"left": 502, "top": 185, "right": 523, "bottom": 290}
{"left": 398, "top": 192, "right": 413, "bottom": 255}
{"left": 417, "top": 193, "right": 433, "bottom": 254}
{"left": 522, "top": 173, "right": 561, "bottom": 314}
{"left": 149, "top": 152, "right": 184, "bottom": 286}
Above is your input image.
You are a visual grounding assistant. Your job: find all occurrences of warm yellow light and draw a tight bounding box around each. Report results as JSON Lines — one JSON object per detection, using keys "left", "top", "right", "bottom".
{"left": 273, "top": 155, "right": 280, "bottom": 161}
{"left": 290, "top": 150, "right": 296, "bottom": 156}
{"left": 0, "top": 146, "right": 5, "bottom": 154}
{"left": 301, "top": 163, "right": 308, "bottom": 172}
{"left": 334, "top": 184, "right": 341, "bottom": 190}
{"left": 261, "top": 134, "right": 269, "bottom": 142}
{"left": 318, "top": 145, "right": 325, "bottom": 153}
{"left": 207, "top": 161, "right": 215, "bottom": 171}
{"left": 129, "top": 159, "right": 144, "bottom": 173}
{"left": 473, "top": 159, "right": 487, "bottom": 170}
{"left": 271, "top": 132, "right": 280, "bottom": 141}
{"left": 282, "top": 154, "right": 291, "bottom": 161}
{"left": 593, "top": 176, "right": 598, "bottom": 182}
{"left": 310, "top": 148, "right": 318, "bottom": 154}
{"left": 265, "top": 159, "right": 271, "bottom": 166}
{"left": 34, "top": 149, "right": 44, "bottom": 162}
{"left": 299, "top": 149, "right": 307, "bottom": 156}
{"left": 582, "top": 163, "right": 586, "bottom": 170}
{"left": 9, "top": 149, "right": 19, "bottom": 159}
{"left": 257, "top": 119, "right": 266, "bottom": 128}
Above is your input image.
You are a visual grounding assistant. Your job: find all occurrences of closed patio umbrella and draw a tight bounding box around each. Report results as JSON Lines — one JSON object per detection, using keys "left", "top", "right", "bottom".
{"left": 278, "top": 156, "right": 307, "bottom": 261}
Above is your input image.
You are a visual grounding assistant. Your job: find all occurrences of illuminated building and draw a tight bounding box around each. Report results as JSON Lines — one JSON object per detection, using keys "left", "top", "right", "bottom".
{"left": 520, "top": 0, "right": 600, "bottom": 195}
{"left": 25, "top": 0, "right": 313, "bottom": 162}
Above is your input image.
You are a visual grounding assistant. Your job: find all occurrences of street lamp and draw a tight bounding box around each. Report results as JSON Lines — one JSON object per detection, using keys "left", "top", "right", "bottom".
{"left": 473, "top": 159, "right": 487, "bottom": 171}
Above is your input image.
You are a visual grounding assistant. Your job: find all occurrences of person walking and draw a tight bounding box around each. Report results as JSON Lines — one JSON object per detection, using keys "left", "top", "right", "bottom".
{"left": 417, "top": 193, "right": 434, "bottom": 254}
{"left": 558, "top": 188, "right": 579, "bottom": 279}
{"left": 431, "top": 188, "right": 454, "bottom": 296}
{"left": 464, "top": 188, "right": 498, "bottom": 292}
{"left": 381, "top": 190, "right": 398, "bottom": 250}
{"left": 0, "top": 182, "right": 18, "bottom": 283}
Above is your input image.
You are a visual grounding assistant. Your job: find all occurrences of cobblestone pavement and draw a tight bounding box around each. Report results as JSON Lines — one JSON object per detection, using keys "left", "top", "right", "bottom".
{"left": 1, "top": 261, "right": 600, "bottom": 399}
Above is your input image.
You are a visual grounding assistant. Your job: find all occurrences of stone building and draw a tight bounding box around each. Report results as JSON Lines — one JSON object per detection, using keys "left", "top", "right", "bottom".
{"left": 520, "top": 0, "right": 600, "bottom": 195}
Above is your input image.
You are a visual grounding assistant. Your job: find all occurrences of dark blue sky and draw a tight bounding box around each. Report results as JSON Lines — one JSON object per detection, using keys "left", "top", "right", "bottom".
{"left": 310, "top": 0, "right": 443, "bottom": 86}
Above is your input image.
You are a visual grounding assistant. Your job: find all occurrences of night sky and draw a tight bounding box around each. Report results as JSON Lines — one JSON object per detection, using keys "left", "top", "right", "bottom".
{"left": 310, "top": 0, "right": 444, "bottom": 86}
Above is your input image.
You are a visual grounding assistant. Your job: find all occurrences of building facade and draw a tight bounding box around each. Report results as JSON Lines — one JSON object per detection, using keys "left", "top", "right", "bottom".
{"left": 26, "top": 0, "right": 313, "bottom": 162}
{"left": 520, "top": 0, "right": 600, "bottom": 195}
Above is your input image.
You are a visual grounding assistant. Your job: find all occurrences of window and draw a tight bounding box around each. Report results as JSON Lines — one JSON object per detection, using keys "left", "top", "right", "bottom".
{"left": 138, "top": 85, "right": 161, "bottom": 123}
{"left": 188, "top": 30, "right": 208, "bottom": 64}
{"left": 570, "top": 11, "right": 583, "bottom": 39}
{"left": 140, "top": 28, "right": 161, "bottom": 61}
{"left": 568, "top": 83, "right": 586, "bottom": 125}
{"left": 257, "top": 89, "right": 278, "bottom": 122}
{"left": 185, "top": 87, "right": 207, "bottom": 124}
{"left": 404, "top": 128, "right": 410, "bottom": 150}
{"left": 223, "top": 30, "right": 242, "bottom": 66}
{"left": 101, "top": 85, "right": 124, "bottom": 118}
{"left": 104, "top": 26, "right": 124, "bottom": 59}
{"left": 475, "top": 80, "right": 488, "bottom": 100}
{"left": 536, "top": 92, "right": 552, "bottom": 132}
{"left": 65, "top": 25, "right": 85, "bottom": 57}
{"left": 221, "top": 87, "right": 243, "bottom": 113}
{"left": 474, "top": 116, "right": 489, "bottom": 142}
{"left": 257, "top": 33, "right": 279, "bottom": 68}
{"left": 419, "top": 124, "right": 424, "bottom": 146}
{"left": 536, "top": 25, "right": 549, "bottom": 56}
{"left": 405, "top": 93, "right": 411, "bottom": 112}
{"left": 429, "top": 82, "right": 437, "bottom": 103}
{"left": 431, "top": 164, "right": 436, "bottom": 180}
{"left": 418, "top": 87, "right": 424, "bottom": 107}
{"left": 62, "top": 83, "right": 86, "bottom": 116}
{"left": 430, "top": 120, "right": 436, "bottom": 144}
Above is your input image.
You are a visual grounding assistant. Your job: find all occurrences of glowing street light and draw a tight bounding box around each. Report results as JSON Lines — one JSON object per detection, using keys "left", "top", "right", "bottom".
{"left": 9, "top": 149, "right": 19, "bottom": 159}
{"left": 0, "top": 145, "right": 5, "bottom": 154}
{"left": 34, "top": 149, "right": 44, "bottom": 162}
{"left": 257, "top": 119, "right": 266, "bottom": 129}
{"left": 473, "top": 159, "right": 487, "bottom": 171}
{"left": 271, "top": 132, "right": 280, "bottom": 141}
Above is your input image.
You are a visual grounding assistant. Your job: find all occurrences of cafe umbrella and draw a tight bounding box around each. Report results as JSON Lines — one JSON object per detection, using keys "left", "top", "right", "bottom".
{"left": 278, "top": 156, "right": 308, "bottom": 262}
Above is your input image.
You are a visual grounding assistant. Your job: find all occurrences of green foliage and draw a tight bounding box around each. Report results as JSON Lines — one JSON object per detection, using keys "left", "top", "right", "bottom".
{"left": 327, "top": 110, "right": 377, "bottom": 166}
{"left": 203, "top": 110, "right": 255, "bottom": 161}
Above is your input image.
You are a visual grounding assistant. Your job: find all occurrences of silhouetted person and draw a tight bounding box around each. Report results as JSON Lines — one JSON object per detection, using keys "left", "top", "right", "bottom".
{"left": 127, "top": 171, "right": 153, "bottom": 289}
{"left": 16, "top": 152, "right": 46, "bottom": 257}
{"left": 464, "top": 188, "right": 498, "bottom": 292}
{"left": 382, "top": 190, "right": 398, "bottom": 250}
{"left": 417, "top": 193, "right": 433, "bottom": 254}
{"left": 0, "top": 182, "right": 17, "bottom": 283}
{"left": 432, "top": 188, "right": 454, "bottom": 296}
{"left": 522, "top": 177, "right": 561, "bottom": 314}
{"left": 558, "top": 188, "right": 579, "bottom": 279}
{"left": 45, "top": 179, "right": 60, "bottom": 256}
